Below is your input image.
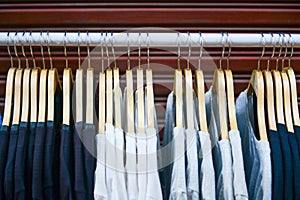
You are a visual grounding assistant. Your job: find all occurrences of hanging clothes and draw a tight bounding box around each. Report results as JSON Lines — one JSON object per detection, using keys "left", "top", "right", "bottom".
{"left": 0, "top": 114, "right": 2, "bottom": 127}
{"left": 236, "top": 90, "right": 272, "bottom": 200}
{"left": 295, "top": 126, "right": 300, "bottom": 153}
{"left": 288, "top": 132, "right": 300, "bottom": 200}
{"left": 14, "top": 122, "right": 29, "bottom": 200}
{"left": 0, "top": 125, "right": 9, "bottom": 200}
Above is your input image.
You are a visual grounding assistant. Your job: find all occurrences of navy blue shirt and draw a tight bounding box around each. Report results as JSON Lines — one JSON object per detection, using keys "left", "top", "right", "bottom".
{"left": 268, "top": 129, "right": 283, "bottom": 200}
{"left": 14, "top": 122, "right": 29, "bottom": 200}
{"left": 288, "top": 132, "right": 300, "bottom": 200}
{"left": 60, "top": 124, "right": 74, "bottom": 200}
{"left": 32, "top": 122, "right": 47, "bottom": 200}
{"left": 82, "top": 124, "right": 96, "bottom": 200}
{"left": 278, "top": 124, "right": 293, "bottom": 200}
{"left": 25, "top": 122, "right": 36, "bottom": 200}
{"left": 4, "top": 124, "right": 19, "bottom": 200}
{"left": 294, "top": 126, "right": 300, "bottom": 156}
{"left": 0, "top": 125, "right": 10, "bottom": 200}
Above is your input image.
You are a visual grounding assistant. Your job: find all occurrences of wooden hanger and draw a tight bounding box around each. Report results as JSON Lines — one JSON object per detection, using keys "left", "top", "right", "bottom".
{"left": 106, "top": 68, "right": 113, "bottom": 125}
{"left": 126, "top": 69, "right": 134, "bottom": 133}
{"left": 2, "top": 33, "right": 16, "bottom": 126}
{"left": 38, "top": 69, "right": 48, "bottom": 123}
{"left": 113, "top": 67, "right": 122, "bottom": 129}
{"left": 224, "top": 34, "right": 238, "bottom": 131}
{"left": 86, "top": 36, "right": 94, "bottom": 125}
{"left": 137, "top": 38, "right": 145, "bottom": 133}
{"left": 247, "top": 34, "right": 267, "bottom": 140}
{"left": 75, "top": 33, "right": 83, "bottom": 123}
{"left": 99, "top": 70, "right": 106, "bottom": 133}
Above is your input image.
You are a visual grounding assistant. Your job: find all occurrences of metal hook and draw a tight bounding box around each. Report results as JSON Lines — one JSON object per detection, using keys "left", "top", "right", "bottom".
{"left": 64, "top": 31, "right": 68, "bottom": 68}
{"left": 257, "top": 32, "right": 265, "bottom": 71}
{"left": 7, "top": 32, "right": 14, "bottom": 68}
{"left": 14, "top": 32, "right": 21, "bottom": 69}
{"left": 110, "top": 32, "right": 117, "bottom": 69}
{"left": 267, "top": 32, "right": 275, "bottom": 71}
{"left": 281, "top": 33, "right": 288, "bottom": 71}
{"left": 105, "top": 32, "right": 110, "bottom": 69}
{"left": 226, "top": 32, "right": 231, "bottom": 70}
{"left": 147, "top": 32, "right": 150, "bottom": 70}
{"left": 86, "top": 31, "right": 91, "bottom": 69}
{"left": 187, "top": 32, "right": 191, "bottom": 70}
{"left": 288, "top": 33, "right": 294, "bottom": 68}
{"left": 77, "top": 31, "right": 81, "bottom": 70}
{"left": 47, "top": 31, "right": 53, "bottom": 70}
{"left": 127, "top": 32, "right": 130, "bottom": 70}
{"left": 219, "top": 32, "right": 226, "bottom": 70}
{"left": 40, "top": 32, "right": 46, "bottom": 69}
{"left": 29, "top": 32, "right": 36, "bottom": 69}
{"left": 198, "top": 32, "right": 203, "bottom": 70}
{"left": 100, "top": 32, "right": 104, "bottom": 73}
{"left": 275, "top": 33, "right": 283, "bottom": 71}
{"left": 177, "top": 32, "right": 181, "bottom": 70}
{"left": 138, "top": 32, "right": 141, "bottom": 69}
{"left": 21, "top": 32, "right": 29, "bottom": 69}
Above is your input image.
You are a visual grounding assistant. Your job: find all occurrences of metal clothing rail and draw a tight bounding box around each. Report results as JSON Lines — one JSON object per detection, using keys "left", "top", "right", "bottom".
{"left": 0, "top": 32, "right": 300, "bottom": 47}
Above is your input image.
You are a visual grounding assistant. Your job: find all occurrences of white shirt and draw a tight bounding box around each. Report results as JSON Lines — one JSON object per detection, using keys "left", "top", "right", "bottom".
{"left": 137, "top": 133, "right": 147, "bottom": 200}
{"left": 126, "top": 132, "right": 138, "bottom": 200}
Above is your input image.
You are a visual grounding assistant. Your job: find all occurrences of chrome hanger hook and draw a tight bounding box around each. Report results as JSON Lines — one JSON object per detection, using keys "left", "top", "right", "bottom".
{"left": 14, "top": 32, "right": 21, "bottom": 69}
{"left": 47, "top": 31, "right": 53, "bottom": 70}
{"left": 29, "top": 32, "right": 36, "bottom": 69}
{"left": 147, "top": 32, "right": 150, "bottom": 70}
{"left": 219, "top": 32, "right": 226, "bottom": 70}
{"left": 77, "top": 31, "right": 81, "bottom": 70}
{"left": 138, "top": 32, "right": 141, "bottom": 69}
{"left": 187, "top": 32, "right": 192, "bottom": 70}
{"left": 86, "top": 31, "right": 91, "bottom": 69}
{"left": 21, "top": 32, "right": 29, "bottom": 69}
{"left": 105, "top": 32, "right": 110, "bottom": 69}
{"left": 226, "top": 32, "right": 231, "bottom": 70}
{"left": 7, "top": 32, "right": 14, "bottom": 68}
{"left": 198, "top": 32, "right": 203, "bottom": 70}
{"left": 110, "top": 32, "right": 117, "bottom": 69}
{"left": 64, "top": 31, "right": 68, "bottom": 68}
{"left": 267, "top": 32, "right": 275, "bottom": 71}
{"left": 40, "top": 32, "right": 46, "bottom": 69}
{"left": 281, "top": 33, "right": 288, "bottom": 71}
{"left": 275, "top": 33, "right": 283, "bottom": 71}
{"left": 257, "top": 32, "right": 266, "bottom": 71}
{"left": 127, "top": 32, "right": 130, "bottom": 70}
{"left": 177, "top": 32, "right": 181, "bottom": 70}
{"left": 288, "top": 33, "right": 294, "bottom": 68}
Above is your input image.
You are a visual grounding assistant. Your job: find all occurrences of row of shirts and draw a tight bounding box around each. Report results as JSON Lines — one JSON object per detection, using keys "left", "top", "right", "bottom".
{"left": 163, "top": 87, "right": 300, "bottom": 200}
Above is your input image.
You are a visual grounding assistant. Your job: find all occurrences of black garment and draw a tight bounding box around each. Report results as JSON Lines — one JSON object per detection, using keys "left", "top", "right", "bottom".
{"left": 25, "top": 122, "right": 36, "bottom": 200}
{"left": 278, "top": 124, "right": 293, "bottom": 200}
{"left": 32, "top": 122, "right": 47, "bottom": 200}
{"left": 4, "top": 124, "right": 19, "bottom": 200}
{"left": 60, "top": 125, "right": 74, "bottom": 200}
{"left": 0, "top": 125, "right": 10, "bottom": 200}
{"left": 74, "top": 122, "right": 86, "bottom": 200}
{"left": 43, "top": 87, "right": 62, "bottom": 200}
{"left": 294, "top": 126, "right": 300, "bottom": 156}
{"left": 14, "top": 122, "right": 29, "bottom": 200}
{"left": 268, "top": 129, "right": 283, "bottom": 200}
{"left": 288, "top": 132, "right": 300, "bottom": 200}
{"left": 82, "top": 124, "right": 96, "bottom": 200}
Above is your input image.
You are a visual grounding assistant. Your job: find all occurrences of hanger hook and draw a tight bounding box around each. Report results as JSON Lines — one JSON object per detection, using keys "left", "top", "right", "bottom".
{"left": 105, "top": 32, "right": 110, "bottom": 69}
{"left": 14, "top": 32, "right": 21, "bottom": 69}
{"left": 77, "top": 31, "right": 81, "bottom": 70}
{"left": 281, "top": 33, "right": 288, "bottom": 71}
{"left": 267, "top": 32, "right": 275, "bottom": 71}
{"left": 177, "top": 32, "right": 181, "bottom": 70}
{"left": 187, "top": 32, "right": 191, "bottom": 70}
{"left": 100, "top": 32, "right": 104, "bottom": 73}
{"left": 64, "top": 31, "right": 68, "bottom": 68}
{"left": 276, "top": 33, "right": 283, "bottom": 71}
{"left": 147, "top": 32, "right": 150, "bottom": 70}
{"left": 7, "top": 32, "right": 14, "bottom": 68}
{"left": 47, "top": 31, "right": 53, "bottom": 70}
{"left": 29, "top": 32, "right": 36, "bottom": 69}
{"left": 86, "top": 31, "right": 91, "bottom": 69}
{"left": 40, "top": 32, "right": 46, "bottom": 69}
{"left": 219, "top": 32, "right": 226, "bottom": 70}
{"left": 288, "top": 33, "right": 294, "bottom": 68}
{"left": 198, "top": 32, "right": 203, "bottom": 70}
{"left": 127, "top": 32, "right": 130, "bottom": 70}
{"left": 138, "top": 32, "right": 141, "bottom": 69}
{"left": 226, "top": 32, "right": 231, "bottom": 70}
{"left": 110, "top": 32, "right": 117, "bottom": 69}
{"left": 257, "top": 32, "right": 265, "bottom": 71}
{"left": 21, "top": 32, "right": 29, "bottom": 69}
